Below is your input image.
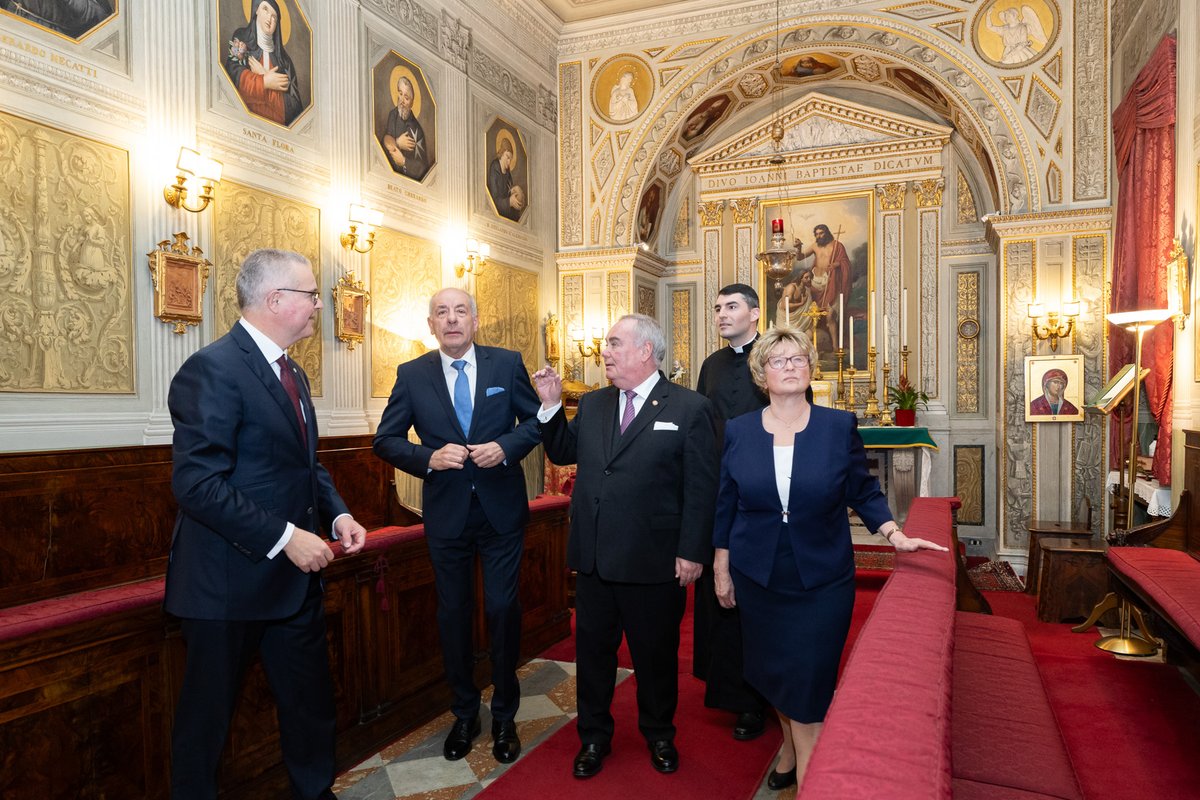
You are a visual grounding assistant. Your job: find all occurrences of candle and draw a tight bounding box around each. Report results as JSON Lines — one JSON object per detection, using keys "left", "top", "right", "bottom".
{"left": 869, "top": 291, "right": 875, "bottom": 347}
{"left": 772, "top": 218, "right": 783, "bottom": 234}
{"left": 838, "top": 293, "right": 844, "bottom": 348}
{"left": 849, "top": 318, "right": 854, "bottom": 369}
{"left": 784, "top": 295, "right": 790, "bottom": 320}
{"left": 901, "top": 287, "right": 908, "bottom": 349}
{"left": 883, "top": 314, "right": 889, "bottom": 363}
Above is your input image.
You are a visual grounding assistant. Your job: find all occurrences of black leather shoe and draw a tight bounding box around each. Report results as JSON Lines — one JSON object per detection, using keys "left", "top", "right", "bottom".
{"left": 572, "top": 742, "right": 611, "bottom": 779}
{"left": 767, "top": 766, "right": 797, "bottom": 790}
{"left": 492, "top": 719, "right": 521, "bottom": 763}
{"left": 733, "top": 710, "right": 766, "bottom": 741}
{"left": 648, "top": 739, "right": 679, "bottom": 774}
{"left": 443, "top": 715, "right": 481, "bottom": 761}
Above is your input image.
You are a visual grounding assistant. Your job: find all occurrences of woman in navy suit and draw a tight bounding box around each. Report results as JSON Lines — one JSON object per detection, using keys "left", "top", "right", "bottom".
{"left": 712, "top": 326, "right": 945, "bottom": 790}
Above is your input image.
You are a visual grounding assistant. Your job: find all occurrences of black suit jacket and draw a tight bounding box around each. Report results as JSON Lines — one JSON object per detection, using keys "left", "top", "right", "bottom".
{"left": 373, "top": 345, "right": 541, "bottom": 538}
{"left": 164, "top": 323, "right": 349, "bottom": 621}
{"left": 541, "top": 376, "right": 718, "bottom": 583}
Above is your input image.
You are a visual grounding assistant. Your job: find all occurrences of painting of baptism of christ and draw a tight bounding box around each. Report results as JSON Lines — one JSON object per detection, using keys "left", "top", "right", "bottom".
{"left": 759, "top": 190, "right": 873, "bottom": 376}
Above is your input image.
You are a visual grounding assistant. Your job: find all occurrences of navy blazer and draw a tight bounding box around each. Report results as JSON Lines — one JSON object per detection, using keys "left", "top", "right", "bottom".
{"left": 164, "top": 323, "right": 349, "bottom": 621}
{"left": 713, "top": 405, "right": 893, "bottom": 589}
{"left": 373, "top": 345, "right": 541, "bottom": 539}
{"left": 541, "top": 376, "right": 718, "bottom": 583}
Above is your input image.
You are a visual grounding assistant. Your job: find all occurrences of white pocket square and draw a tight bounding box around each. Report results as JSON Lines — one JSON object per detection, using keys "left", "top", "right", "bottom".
{"left": 653, "top": 421, "right": 679, "bottom": 431}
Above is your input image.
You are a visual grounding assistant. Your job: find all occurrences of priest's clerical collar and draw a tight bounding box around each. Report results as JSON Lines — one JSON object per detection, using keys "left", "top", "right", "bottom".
{"left": 730, "top": 333, "right": 758, "bottom": 354}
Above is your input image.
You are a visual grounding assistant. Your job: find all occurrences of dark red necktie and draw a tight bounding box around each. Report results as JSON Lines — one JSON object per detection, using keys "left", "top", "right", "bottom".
{"left": 277, "top": 354, "right": 308, "bottom": 447}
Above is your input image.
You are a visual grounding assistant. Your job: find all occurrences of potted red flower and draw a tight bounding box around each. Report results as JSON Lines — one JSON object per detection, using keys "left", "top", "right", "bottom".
{"left": 887, "top": 374, "right": 928, "bottom": 427}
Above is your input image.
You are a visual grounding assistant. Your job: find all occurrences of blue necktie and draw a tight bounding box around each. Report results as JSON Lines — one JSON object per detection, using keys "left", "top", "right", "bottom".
{"left": 452, "top": 359, "right": 473, "bottom": 435}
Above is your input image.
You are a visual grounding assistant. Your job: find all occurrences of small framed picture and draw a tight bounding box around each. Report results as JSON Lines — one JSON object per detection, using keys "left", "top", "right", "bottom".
{"left": 1025, "top": 354, "right": 1084, "bottom": 422}
{"left": 333, "top": 272, "right": 370, "bottom": 351}
{"left": 147, "top": 233, "right": 211, "bottom": 334}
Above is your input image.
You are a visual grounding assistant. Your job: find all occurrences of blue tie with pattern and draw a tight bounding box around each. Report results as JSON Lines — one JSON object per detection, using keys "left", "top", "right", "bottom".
{"left": 452, "top": 359, "right": 473, "bottom": 435}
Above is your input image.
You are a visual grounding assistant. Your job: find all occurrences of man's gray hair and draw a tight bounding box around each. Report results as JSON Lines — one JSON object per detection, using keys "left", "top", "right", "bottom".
{"left": 236, "top": 248, "right": 310, "bottom": 310}
{"left": 620, "top": 313, "right": 666, "bottom": 366}
{"left": 428, "top": 289, "right": 479, "bottom": 317}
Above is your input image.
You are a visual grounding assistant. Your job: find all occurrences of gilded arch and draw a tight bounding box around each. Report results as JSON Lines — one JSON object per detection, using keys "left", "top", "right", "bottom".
{"left": 595, "top": 15, "right": 1039, "bottom": 247}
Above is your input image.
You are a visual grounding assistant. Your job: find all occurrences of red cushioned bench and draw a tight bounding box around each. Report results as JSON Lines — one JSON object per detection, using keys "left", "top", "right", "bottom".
{"left": 800, "top": 497, "right": 1082, "bottom": 800}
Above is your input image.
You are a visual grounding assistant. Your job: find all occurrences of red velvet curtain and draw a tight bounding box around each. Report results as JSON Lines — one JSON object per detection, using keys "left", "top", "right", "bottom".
{"left": 1110, "top": 34, "right": 1176, "bottom": 484}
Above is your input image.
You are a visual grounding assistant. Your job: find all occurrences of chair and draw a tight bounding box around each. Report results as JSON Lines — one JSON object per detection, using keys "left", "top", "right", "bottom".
{"left": 1025, "top": 495, "right": 1093, "bottom": 595}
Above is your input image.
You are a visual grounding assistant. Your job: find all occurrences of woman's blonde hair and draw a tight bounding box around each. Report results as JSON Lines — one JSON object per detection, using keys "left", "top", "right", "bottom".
{"left": 747, "top": 325, "right": 819, "bottom": 391}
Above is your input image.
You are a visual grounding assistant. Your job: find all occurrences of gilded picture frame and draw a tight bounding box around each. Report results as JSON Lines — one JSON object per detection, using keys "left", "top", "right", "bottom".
{"left": 333, "top": 271, "right": 369, "bottom": 351}
{"left": 148, "top": 233, "right": 211, "bottom": 335}
{"left": 1025, "top": 354, "right": 1084, "bottom": 423}
{"left": 759, "top": 189, "right": 874, "bottom": 377}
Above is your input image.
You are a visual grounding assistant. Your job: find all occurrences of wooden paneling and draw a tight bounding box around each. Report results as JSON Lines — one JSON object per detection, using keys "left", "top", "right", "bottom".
{"left": 0, "top": 442, "right": 570, "bottom": 799}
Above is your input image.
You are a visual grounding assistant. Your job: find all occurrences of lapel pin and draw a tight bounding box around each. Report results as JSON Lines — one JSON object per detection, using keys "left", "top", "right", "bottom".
{"left": 652, "top": 400, "right": 659, "bottom": 406}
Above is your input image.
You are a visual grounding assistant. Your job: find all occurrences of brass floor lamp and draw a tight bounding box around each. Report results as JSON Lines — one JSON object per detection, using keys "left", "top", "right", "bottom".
{"left": 1089, "top": 309, "right": 1172, "bottom": 656}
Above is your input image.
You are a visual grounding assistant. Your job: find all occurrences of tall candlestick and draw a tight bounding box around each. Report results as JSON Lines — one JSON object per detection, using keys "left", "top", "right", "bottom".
{"left": 883, "top": 313, "right": 889, "bottom": 363}
{"left": 784, "top": 295, "right": 790, "bottom": 320}
{"left": 901, "top": 287, "right": 908, "bottom": 349}
{"left": 838, "top": 293, "right": 844, "bottom": 348}
{"left": 849, "top": 318, "right": 854, "bottom": 369}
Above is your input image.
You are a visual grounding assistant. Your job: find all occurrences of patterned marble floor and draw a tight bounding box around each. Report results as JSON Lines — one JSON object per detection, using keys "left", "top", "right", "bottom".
{"left": 333, "top": 659, "right": 631, "bottom": 800}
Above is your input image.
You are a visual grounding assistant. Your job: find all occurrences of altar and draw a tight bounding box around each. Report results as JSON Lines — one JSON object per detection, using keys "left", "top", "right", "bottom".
{"left": 860, "top": 426, "right": 938, "bottom": 524}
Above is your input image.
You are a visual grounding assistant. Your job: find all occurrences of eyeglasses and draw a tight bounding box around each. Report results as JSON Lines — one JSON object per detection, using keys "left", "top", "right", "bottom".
{"left": 277, "top": 287, "right": 320, "bottom": 306}
{"left": 766, "top": 355, "right": 811, "bottom": 370}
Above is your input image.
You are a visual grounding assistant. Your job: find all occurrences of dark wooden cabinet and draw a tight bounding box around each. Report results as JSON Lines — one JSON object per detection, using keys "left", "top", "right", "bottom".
{"left": 1035, "top": 536, "right": 1108, "bottom": 623}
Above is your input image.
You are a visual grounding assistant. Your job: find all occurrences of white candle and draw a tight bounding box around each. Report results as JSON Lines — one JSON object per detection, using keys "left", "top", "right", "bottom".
{"left": 785, "top": 295, "right": 790, "bottom": 320}
{"left": 849, "top": 318, "right": 854, "bottom": 369}
{"left": 883, "top": 313, "right": 889, "bottom": 363}
{"left": 838, "top": 293, "right": 845, "bottom": 348}
{"left": 901, "top": 287, "right": 908, "bottom": 349}
{"left": 870, "top": 291, "right": 876, "bottom": 347}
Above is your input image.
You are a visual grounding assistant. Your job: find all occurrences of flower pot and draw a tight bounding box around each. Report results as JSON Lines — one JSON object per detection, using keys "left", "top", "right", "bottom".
{"left": 894, "top": 408, "right": 916, "bottom": 427}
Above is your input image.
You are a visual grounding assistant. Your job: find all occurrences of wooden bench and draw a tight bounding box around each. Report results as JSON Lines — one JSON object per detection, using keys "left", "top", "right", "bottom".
{"left": 0, "top": 437, "right": 570, "bottom": 800}
{"left": 800, "top": 497, "right": 1082, "bottom": 800}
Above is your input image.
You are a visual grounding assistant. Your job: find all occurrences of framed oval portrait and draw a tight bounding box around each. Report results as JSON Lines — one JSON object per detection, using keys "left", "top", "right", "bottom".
{"left": 591, "top": 55, "right": 653, "bottom": 126}
{"left": 972, "top": 0, "right": 1059, "bottom": 69}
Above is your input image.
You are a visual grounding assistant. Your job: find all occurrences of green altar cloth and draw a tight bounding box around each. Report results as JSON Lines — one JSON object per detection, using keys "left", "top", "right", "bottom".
{"left": 859, "top": 426, "right": 938, "bottom": 450}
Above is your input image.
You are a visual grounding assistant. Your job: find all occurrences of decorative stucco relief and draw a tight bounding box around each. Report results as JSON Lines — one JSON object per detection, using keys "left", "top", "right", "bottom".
{"left": 1074, "top": 0, "right": 1109, "bottom": 201}
{"left": 671, "top": 287, "right": 692, "bottom": 385}
{"left": 0, "top": 113, "right": 133, "bottom": 393}
{"left": 1001, "top": 239, "right": 1035, "bottom": 552}
{"left": 955, "top": 270, "right": 980, "bottom": 414}
{"left": 477, "top": 261, "right": 539, "bottom": 369}
{"left": 213, "top": 180, "right": 323, "bottom": 394}
{"left": 559, "top": 61, "right": 584, "bottom": 246}
{"left": 369, "top": 227, "right": 441, "bottom": 397}
{"left": 1072, "top": 234, "right": 1107, "bottom": 528}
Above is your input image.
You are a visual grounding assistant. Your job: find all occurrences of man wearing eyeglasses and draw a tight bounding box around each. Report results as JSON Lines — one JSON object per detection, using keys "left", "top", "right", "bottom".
{"left": 692, "top": 283, "right": 770, "bottom": 743}
{"left": 165, "top": 248, "right": 367, "bottom": 800}
{"left": 374, "top": 287, "right": 542, "bottom": 765}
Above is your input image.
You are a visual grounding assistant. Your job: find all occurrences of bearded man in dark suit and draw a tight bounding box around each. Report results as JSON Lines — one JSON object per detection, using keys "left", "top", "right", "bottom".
{"left": 532, "top": 314, "right": 718, "bottom": 779}
{"left": 165, "top": 248, "right": 367, "bottom": 800}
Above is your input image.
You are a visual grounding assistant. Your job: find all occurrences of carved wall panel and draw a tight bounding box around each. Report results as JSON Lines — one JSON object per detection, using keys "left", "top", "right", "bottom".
{"left": 1001, "top": 239, "right": 1035, "bottom": 552}
{"left": 1072, "top": 234, "right": 1107, "bottom": 524}
{"left": 918, "top": 206, "right": 940, "bottom": 398}
{"left": 955, "top": 270, "right": 981, "bottom": 414}
{"left": 637, "top": 280, "right": 656, "bottom": 317}
{"left": 671, "top": 287, "right": 692, "bottom": 386}
{"left": 477, "top": 261, "right": 539, "bottom": 369}
{"left": 561, "top": 273, "right": 584, "bottom": 382}
{"left": 213, "top": 180, "right": 323, "bottom": 394}
{"left": 672, "top": 196, "right": 690, "bottom": 250}
{"left": 953, "top": 445, "right": 985, "bottom": 525}
{"left": 606, "top": 271, "right": 630, "bottom": 323}
{"left": 956, "top": 170, "right": 977, "bottom": 224}
{"left": 0, "top": 112, "right": 133, "bottom": 393}
{"left": 368, "top": 227, "right": 441, "bottom": 398}
{"left": 1074, "top": 0, "right": 1109, "bottom": 201}
{"left": 559, "top": 61, "right": 584, "bottom": 246}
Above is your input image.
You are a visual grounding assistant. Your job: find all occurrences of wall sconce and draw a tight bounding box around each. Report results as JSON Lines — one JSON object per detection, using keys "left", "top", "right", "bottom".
{"left": 571, "top": 326, "right": 605, "bottom": 366}
{"left": 454, "top": 238, "right": 491, "bottom": 278}
{"left": 1167, "top": 239, "right": 1189, "bottom": 329}
{"left": 340, "top": 204, "right": 384, "bottom": 253}
{"left": 163, "top": 146, "right": 223, "bottom": 213}
{"left": 1028, "top": 299, "right": 1081, "bottom": 351}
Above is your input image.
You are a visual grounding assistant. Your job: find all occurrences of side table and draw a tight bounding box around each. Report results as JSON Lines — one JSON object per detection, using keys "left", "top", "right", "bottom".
{"left": 1035, "top": 536, "right": 1108, "bottom": 623}
{"left": 1025, "top": 520, "right": 1092, "bottom": 595}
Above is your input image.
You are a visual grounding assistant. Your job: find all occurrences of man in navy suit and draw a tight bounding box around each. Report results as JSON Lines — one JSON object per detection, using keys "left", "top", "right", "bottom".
{"left": 374, "top": 288, "right": 541, "bottom": 764}
{"left": 165, "top": 248, "right": 367, "bottom": 800}
{"left": 532, "top": 314, "right": 718, "bottom": 779}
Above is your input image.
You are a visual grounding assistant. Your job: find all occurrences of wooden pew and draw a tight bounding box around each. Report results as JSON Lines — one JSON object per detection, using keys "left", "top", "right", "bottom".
{"left": 0, "top": 437, "right": 570, "bottom": 800}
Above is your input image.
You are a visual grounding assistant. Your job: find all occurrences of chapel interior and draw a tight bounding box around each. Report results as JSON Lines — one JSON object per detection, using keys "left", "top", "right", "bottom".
{"left": 1, "top": 0, "right": 1199, "bottom": 798}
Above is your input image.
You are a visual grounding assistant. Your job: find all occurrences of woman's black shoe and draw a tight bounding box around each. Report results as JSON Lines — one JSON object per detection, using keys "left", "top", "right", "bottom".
{"left": 767, "top": 766, "right": 797, "bottom": 790}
